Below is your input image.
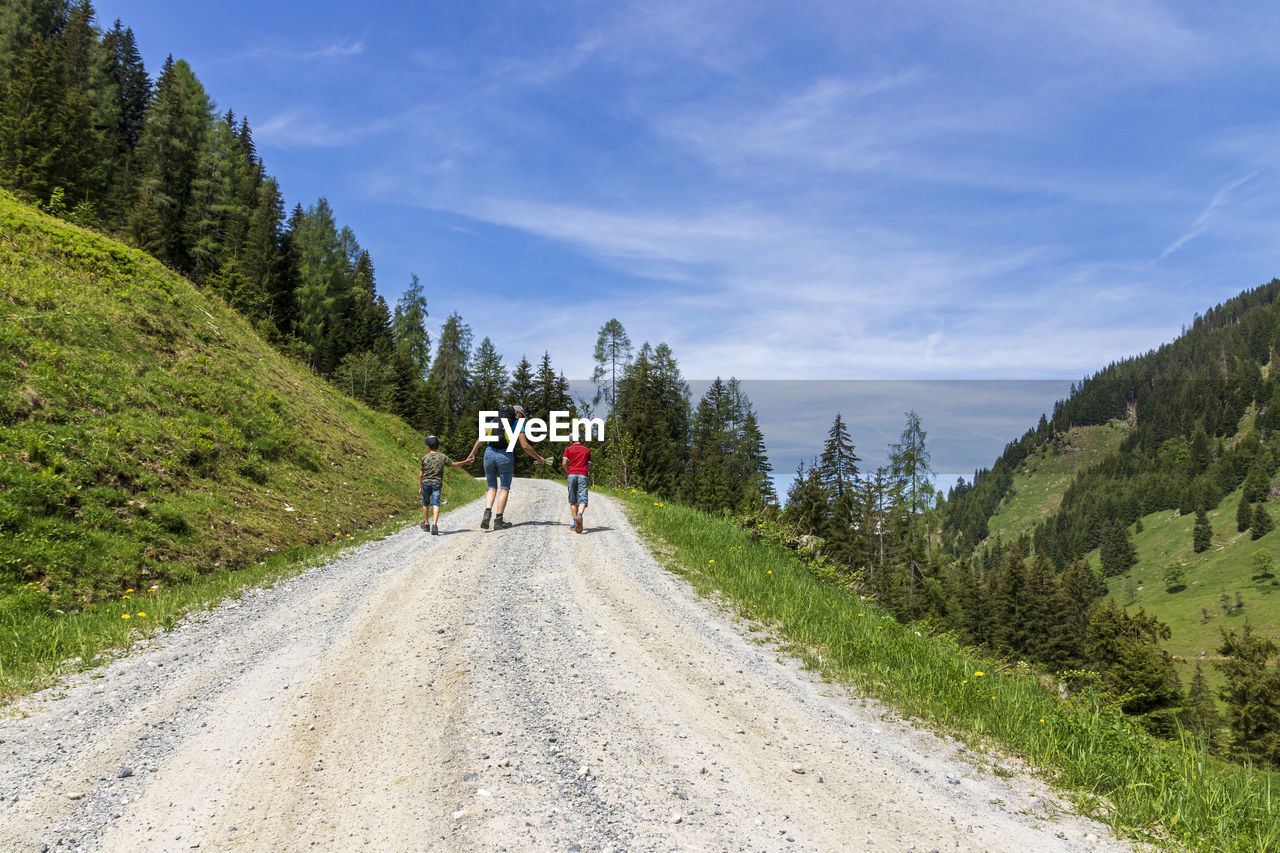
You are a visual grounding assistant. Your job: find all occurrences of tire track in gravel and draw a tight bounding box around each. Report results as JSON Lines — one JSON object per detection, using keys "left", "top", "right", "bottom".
{"left": 1, "top": 480, "right": 1138, "bottom": 853}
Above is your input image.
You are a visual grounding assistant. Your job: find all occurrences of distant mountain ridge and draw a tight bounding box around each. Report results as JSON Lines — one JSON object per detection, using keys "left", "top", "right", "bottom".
{"left": 944, "top": 277, "right": 1280, "bottom": 567}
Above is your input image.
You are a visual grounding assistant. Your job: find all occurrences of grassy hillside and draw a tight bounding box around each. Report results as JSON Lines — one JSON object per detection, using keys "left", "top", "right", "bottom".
{"left": 976, "top": 410, "right": 1276, "bottom": 692}
{"left": 984, "top": 422, "right": 1128, "bottom": 546}
{"left": 0, "top": 191, "right": 482, "bottom": 686}
{"left": 1086, "top": 481, "right": 1280, "bottom": 692}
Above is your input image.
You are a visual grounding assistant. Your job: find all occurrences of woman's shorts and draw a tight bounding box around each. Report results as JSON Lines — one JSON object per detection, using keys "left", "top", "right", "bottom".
{"left": 421, "top": 480, "right": 442, "bottom": 507}
{"left": 483, "top": 447, "right": 515, "bottom": 490}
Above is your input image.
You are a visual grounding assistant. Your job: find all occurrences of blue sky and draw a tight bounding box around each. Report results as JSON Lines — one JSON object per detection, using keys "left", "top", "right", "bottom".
{"left": 96, "top": 1, "right": 1280, "bottom": 477}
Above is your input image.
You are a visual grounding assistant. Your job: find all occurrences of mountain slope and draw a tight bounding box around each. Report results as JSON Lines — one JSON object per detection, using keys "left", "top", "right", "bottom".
{"left": 0, "top": 191, "right": 478, "bottom": 607}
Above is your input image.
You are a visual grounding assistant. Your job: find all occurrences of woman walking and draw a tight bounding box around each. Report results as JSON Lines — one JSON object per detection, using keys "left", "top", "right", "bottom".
{"left": 463, "top": 404, "right": 550, "bottom": 529}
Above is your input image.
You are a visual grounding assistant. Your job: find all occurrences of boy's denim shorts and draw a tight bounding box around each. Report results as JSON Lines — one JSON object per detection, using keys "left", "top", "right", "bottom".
{"left": 567, "top": 474, "right": 589, "bottom": 506}
{"left": 483, "top": 447, "right": 515, "bottom": 490}
{"left": 421, "top": 480, "right": 442, "bottom": 507}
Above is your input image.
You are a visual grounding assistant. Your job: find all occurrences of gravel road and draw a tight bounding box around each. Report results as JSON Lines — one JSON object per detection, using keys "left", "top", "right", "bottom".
{"left": 1, "top": 479, "right": 1136, "bottom": 852}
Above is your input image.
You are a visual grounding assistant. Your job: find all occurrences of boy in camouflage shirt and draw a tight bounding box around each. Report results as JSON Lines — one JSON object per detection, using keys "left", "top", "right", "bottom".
{"left": 419, "top": 435, "right": 470, "bottom": 535}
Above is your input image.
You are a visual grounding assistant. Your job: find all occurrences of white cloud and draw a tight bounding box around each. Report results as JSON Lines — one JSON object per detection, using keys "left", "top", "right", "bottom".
{"left": 239, "top": 39, "right": 365, "bottom": 63}
{"left": 431, "top": 194, "right": 1174, "bottom": 380}
{"left": 1156, "top": 171, "right": 1259, "bottom": 261}
{"left": 256, "top": 107, "right": 391, "bottom": 149}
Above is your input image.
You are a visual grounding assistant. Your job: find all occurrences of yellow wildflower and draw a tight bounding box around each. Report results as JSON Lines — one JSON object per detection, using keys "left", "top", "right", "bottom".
{"left": 974, "top": 671, "right": 984, "bottom": 677}
{"left": 137, "top": 612, "right": 146, "bottom": 617}
{"left": 121, "top": 613, "right": 131, "bottom": 619}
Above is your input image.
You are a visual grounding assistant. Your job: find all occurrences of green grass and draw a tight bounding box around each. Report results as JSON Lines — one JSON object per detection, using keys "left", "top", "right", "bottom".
{"left": 0, "top": 512, "right": 448, "bottom": 698}
{"left": 985, "top": 422, "right": 1128, "bottom": 546}
{"left": 0, "top": 190, "right": 485, "bottom": 697}
{"left": 611, "top": 486, "right": 1280, "bottom": 853}
{"left": 1088, "top": 483, "right": 1280, "bottom": 697}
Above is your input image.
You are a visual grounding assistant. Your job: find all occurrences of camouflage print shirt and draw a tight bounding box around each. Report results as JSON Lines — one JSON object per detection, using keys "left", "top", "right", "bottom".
{"left": 419, "top": 452, "right": 453, "bottom": 485}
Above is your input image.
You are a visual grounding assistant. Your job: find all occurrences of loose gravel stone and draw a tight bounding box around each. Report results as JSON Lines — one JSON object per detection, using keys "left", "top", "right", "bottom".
{"left": 0, "top": 481, "right": 1136, "bottom": 853}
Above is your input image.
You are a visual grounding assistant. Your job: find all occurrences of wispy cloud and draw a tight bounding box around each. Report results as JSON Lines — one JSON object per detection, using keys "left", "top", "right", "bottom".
{"left": 439, "top": 194, "right": 1169, "bottom": 379}
{"left": 1156, "top": 171, "right": 1259, "bottom": 262}
{"left": 256, "top": 106, "right": 391, "bottom": 149}
{"left": 239, "top": 39, "right": 365, "bottom": 63}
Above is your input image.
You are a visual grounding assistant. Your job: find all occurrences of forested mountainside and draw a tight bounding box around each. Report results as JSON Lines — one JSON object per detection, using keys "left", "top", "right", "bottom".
{"left": 945, "top": 278, "right": 1280, "bottom": 567}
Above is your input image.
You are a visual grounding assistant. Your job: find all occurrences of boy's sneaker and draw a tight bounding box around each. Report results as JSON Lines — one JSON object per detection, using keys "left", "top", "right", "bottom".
{"left": 481, "top": 508, "right": 491, "bottom": 529}
{"left": 575, "top": 516, "right": 584, "bottom": 534}
{"left": 431, "top": 523, "right": 439, "bottom": 536}
{"left": 420, "top": 521, "right": 429, "bottom": 531}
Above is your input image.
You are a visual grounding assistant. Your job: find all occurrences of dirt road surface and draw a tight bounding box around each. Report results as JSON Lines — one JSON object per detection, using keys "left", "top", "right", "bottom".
{"left": 1, "top": 479, "right": 1135, "bottom": 852}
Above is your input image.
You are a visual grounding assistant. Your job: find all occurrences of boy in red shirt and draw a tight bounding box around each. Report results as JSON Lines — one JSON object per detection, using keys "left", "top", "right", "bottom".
{"left": 561, "top": 433, "right": 591, "bottom": 534}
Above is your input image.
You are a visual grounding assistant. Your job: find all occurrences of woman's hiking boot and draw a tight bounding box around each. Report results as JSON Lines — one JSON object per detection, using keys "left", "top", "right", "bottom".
{"left": 481, "top": 508, "right": 491, "bottom": 529}
{"left": 492, "top": 514, "right": 509, "bottom": 530}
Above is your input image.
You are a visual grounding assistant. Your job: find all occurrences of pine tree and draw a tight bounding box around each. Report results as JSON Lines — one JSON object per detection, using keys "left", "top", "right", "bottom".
{"left": 1243, "top": 462, "right": 1271, "bottom": 504}
{"left": 391, "top": 273, "right": 430, "bottom": 378}
{"left": 1193, "top": 508, "right": 1212, "bottom": 552}
{"left": 590, "top": 318, "right": 631, "bottom": 414}
{"left": 508, "top": 357, "right": 535, "bottom": 412}
{"left": 1086, "top": 602, "right": 1184, "bottom": 736}
{"left": 1099, "top": 519, "right": 1137, "bottom": 576}
{"left": 1046, "top": 558, "right": 1097, "bottom": 669}
{"left": 187, "top": 110, "right": 255, "bottom": 281}
{"left": 96, "top": 19, "right": 148, "bottom": 225}
{"left": 1022, "top": 550, "right": 1059, "bottom": 663}
{"left": 342, "top": 249, "right": 391, "bottom": 355}
{"left": 1238, "top": 495, "right": 1253, "bottom": 533}
{"left": 1251, "top": 502, "right": 1274, "bottom": 540}
{"left": 616, "top": 342, "right": 689, "bottom": 496}
{"left": 782, "top": 461, "right": 829, "bottom": 537}
{"left": 1216, "top": 621, "right": 1280, "bottom": 768}
{"left": 428, "top": 312, "right": 472, "bottom": 432}
{"left": 686, "top": 378, "right": 735, "bottom": 512}
{"left": 130, "top": 56, "right": 214, "bottom": 272}
{"left": 739, "top": 407, "right": 775, "bottom": 509}
{"left": 241, "top": 176, "right": 292, "bottom": 332}
{"left": 818, "top": 413, "right": 859, "bottom": 499}
{"left": 466, "top": 337, "right": 507, "bottom": 413}
{"left": 289, "top": 197, "right": 342, "bottom": 370}
{"left": 0, "top": 2, "right": 104, "bottom": 208}
{"left": 951, "top": 557, "right": 991, "bottom": 648}
{"left": 890, "top": 410, "right": 935, "bottom": 516}
{"left": 990, "top": 544, "right": 1029, "bottom": 657}
{"left": 1182, "top": 662, "right": 1219, "bottom": 748}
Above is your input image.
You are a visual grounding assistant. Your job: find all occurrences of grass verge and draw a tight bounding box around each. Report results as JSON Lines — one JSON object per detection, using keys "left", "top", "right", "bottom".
{"left": 609, "top": 487, "right": 1280, "bottom": 853}
{"left": 1, "top": 473, "right": 483, "bottom": 702}
{"left": 0, "top": 190, "right": 489, "bottom": 699}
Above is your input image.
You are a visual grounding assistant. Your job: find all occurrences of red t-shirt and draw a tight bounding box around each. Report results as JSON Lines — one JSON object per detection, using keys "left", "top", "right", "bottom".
{"left": 563, "top": 443, "right": 590, "bottom": 476}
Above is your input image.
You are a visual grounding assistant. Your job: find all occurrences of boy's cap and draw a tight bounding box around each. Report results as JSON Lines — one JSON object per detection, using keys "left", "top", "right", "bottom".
{"left": 511, "top": 404, "right": 526, "bottom": 416}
